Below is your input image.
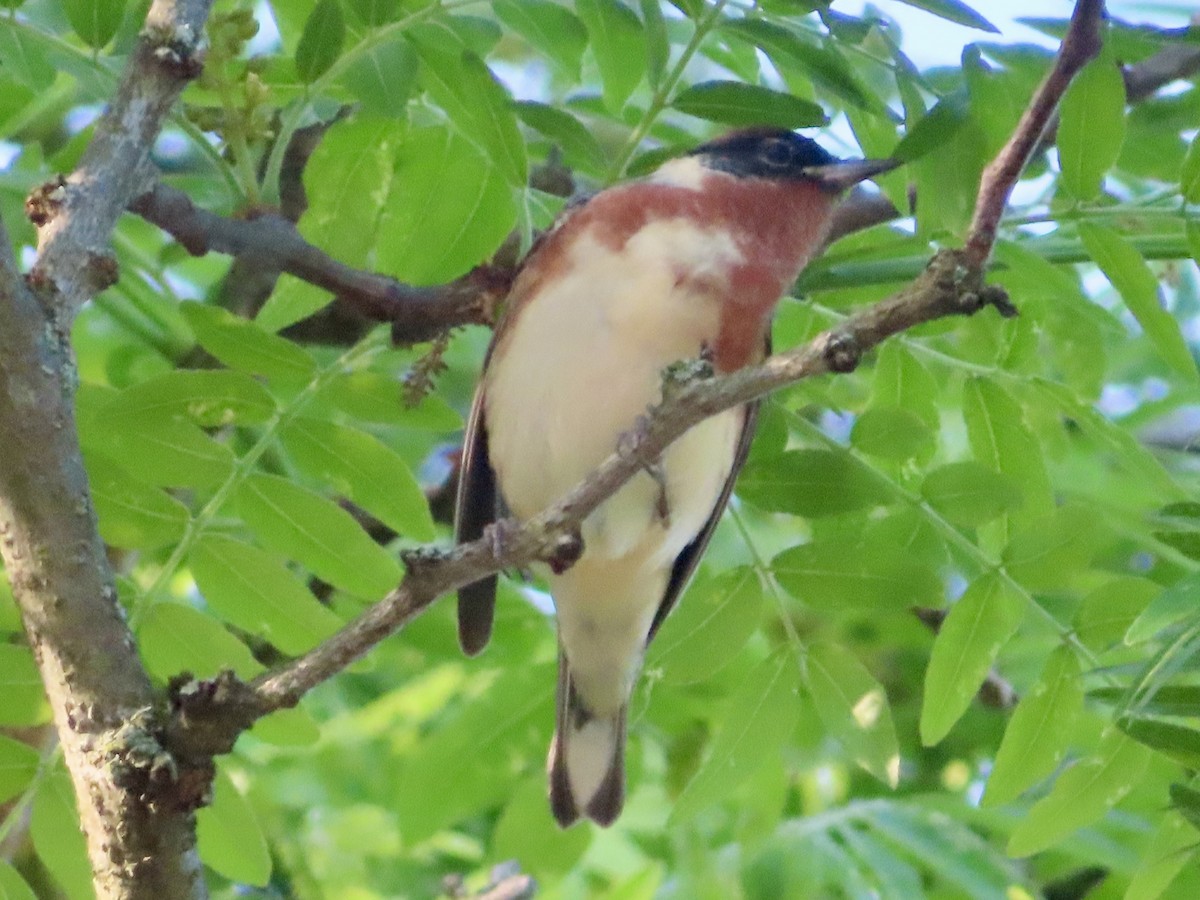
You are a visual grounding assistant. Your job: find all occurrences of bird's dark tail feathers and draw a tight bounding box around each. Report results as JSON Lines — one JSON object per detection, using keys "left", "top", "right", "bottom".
{"left": 547, "top": 652, "right": 626, "bottom": 827}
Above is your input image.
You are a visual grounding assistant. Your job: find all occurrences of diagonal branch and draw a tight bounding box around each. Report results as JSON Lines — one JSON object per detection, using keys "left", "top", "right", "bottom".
{"left": 28, "top": 2, "right": 212, "bottom": 321}
{"left": 130, "top": 182, "right": 510, "bottom": 343}
{"left": 965, "top": 0, "right": 1104, "bottom": 267}
{"left": 165, "top": 249, "right": 1014, "bottom": 756}
{"left": 164, "top": 0, "right": 1107, "bottom": 763}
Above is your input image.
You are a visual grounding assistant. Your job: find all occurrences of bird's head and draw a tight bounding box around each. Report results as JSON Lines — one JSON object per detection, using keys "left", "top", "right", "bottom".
{"left": 686, "top": 127, "right": 898, "bottom": 193}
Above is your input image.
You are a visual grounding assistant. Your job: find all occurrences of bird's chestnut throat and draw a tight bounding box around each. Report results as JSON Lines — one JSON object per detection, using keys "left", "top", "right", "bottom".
{"left": 529, "top": 171, "right": 833, "bottom": 371}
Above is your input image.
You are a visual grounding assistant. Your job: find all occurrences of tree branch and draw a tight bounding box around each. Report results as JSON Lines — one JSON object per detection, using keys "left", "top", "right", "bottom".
{"left": 165, "top": 0, "right": 1103, "bottom": 779}
{"left": 28, "top": 2, "right": 211, "bottom": 322}
{"left": 826, "top": 13, "right": 1185, "bottom": 244}
{"left": 130, "top": 181, "right": 511, "bottom": 343}
{"left": 965, "top": 0, "right": 1104, "bottom": 267}
{"left": 1, "top": 1, "right": 215, "bottom": 897}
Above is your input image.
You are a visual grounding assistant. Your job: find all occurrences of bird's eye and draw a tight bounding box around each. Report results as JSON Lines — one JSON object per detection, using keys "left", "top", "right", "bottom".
{"left": 759, "top": 137, "right": 796, "bottom": 168}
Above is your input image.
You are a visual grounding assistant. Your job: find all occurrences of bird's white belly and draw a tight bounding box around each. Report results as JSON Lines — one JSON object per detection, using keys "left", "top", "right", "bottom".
{"left": 485, "top": 223, "right": 744, "bottom": 566}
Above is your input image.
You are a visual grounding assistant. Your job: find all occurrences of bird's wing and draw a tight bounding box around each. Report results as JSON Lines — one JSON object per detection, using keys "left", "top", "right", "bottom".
{"left": 646, "top": 394, "right": 762, "bottom": 644}
{"left": 453, "top": 193, "right": 597, "bottom": 656}
{"left": 453, "top": 376, "right": 499, "bottom": 656}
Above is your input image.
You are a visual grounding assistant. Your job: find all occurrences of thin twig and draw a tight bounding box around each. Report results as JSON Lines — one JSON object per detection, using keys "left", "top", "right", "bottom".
{"left": 965, "top": 0, "right": 1105, "bottom": 267}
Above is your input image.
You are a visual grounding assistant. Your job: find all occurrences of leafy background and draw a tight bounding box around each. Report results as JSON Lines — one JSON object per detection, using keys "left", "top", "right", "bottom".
{"left": 2, "top": 0, "right": 1200, "bottom": 897}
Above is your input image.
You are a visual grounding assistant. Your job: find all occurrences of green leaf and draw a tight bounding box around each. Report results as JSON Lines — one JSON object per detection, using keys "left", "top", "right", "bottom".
{"left": 249, "top": 706, "right": 322, "bottom": 747}
{"left": 235, "top": 473, "right": 404, "bottom": 599}
{"left": 239, "top": 703, "right": 320, "bottom": 758}
{"left": 648, "top": 568, "right": 765, "bottom": 685}
{"left": 413, "top": 49, "right": 527, "bottom": 189}
{"left": 1092, "top": 685, "right": 1200, "bottom": 718}
{"left": 1124, "top": 812, "right": 1198, "bottom": 900}
{"left": 281, "top": 417, "right": 435, "bottom": 541}
{"left": 197, "top": 764, "right": 272, "bottom": 886}
{"left": 395, "top": 662, "right": 553, "bottom": 841}
{"left": 514, "top": 101, "right": 608, "bottom": 175}
{"left": 1171, "top": 783, "right": 1200, "bottom": 832}
{"left": 1119, "top": 719, "right": 1200, "bottom": 768}
{"left": 1127, "top": 573, "right": 1200, "bottom": 644}
{"left": 0, "top": 862, "right": 37, "bottom": 900}
{"left": 137, "top": 602, "right": 263, "bottom": 682}
{"left": 180, "top": 303, "right": 316, "bottom": 383}
{"left": 850, "top": 407, "right": 935, "bottom": 462}
{"left": 1079, "top": 222, "right": 1197, "bottom": 380}
{"left": 1074, "top": 576, "right": 1160, "bottom": 650}
{"left": 964, "top": 47, "right": 1031, "bottom": 156}
{"left": 1002, "top": 504, "right": 1106, "bottom": 592}
{"left": 673, "top": 651, "right": 801, "bottom": 820}
{"left": 378, "top": 126, "right": 517, "bottom": 286}
{"left": 911, "top": 107, "right": 988, "bottom": 240}
{"left": 322, "top": 371, "right": 463, "bottom": 429}
{"left": 0, "top": 645, "right": 48, "bottom": 726}
{"left": 341, "top": 36, "right": 420, "bottom": 117}
{"left": 492, "top": 776, "right": 590, "bottom": 877}
{"left": 295, "top": 0, "right": 346, "bottom": 83}
{"left": 892, "top": 91, "right": 970, "bottom": 163}
{"left": 893, "top": 0, "right": 999, "bottom": 32}
{"left": 640, "top": 0, "right": 668, "bottom": 89}
{"left": 871, "top": 805, "right": 1016, "bottom": 899}
{"left": 1057, "top": 52, "right": 1126, "bottom": 200}
{"left": 0, "top": 20, "right": 55, "bottom": 88}
{"left": 1181, "top": 132, "right": 1200, "bottom": 204}
{"left": 773, "top": 540, "right": 942, "bottom": 613}
{"left": 1030, "top": 378, "right": 1182, "bottom": 502}
{"left": 84, "top": 453, "right": 189, "bottom": 550}
{"left": 80, "top": 415, "right": 234, "bottom": 489}
{"left": 976, "top": 385, "right": 1052, "bottom": 478}
{"left": 739, "top": 449, "right": 888, "bottom": 518}
{"left": 345, "top": 0, "right": 399, "bottom": 26}
{"left": 920, "top": 461, "right": 1023, "bottom": 528}
{"left": 1008, "top": 730, "right": 1151, "bottom": 857}
{"left": 190, "top": 535, "right": 344, "bottom": 656}
{"left": 62, "top": 0, "right": 125, "bottom": 48}
{"left": 920, "top": 573, "right": 1024, "bottom": 745}
{"left": 872, "top": 342, "right": 938, "bottom": 430}
{"left": 983, "top": 646, "right": 1083, "bottom": 806}
{"left": 31, "top": 769, "right": 91, "bottom": 900}
{"left": 290, "top": 117, "right": 403, "bottom": 279}
{"left": 495, "top": 0, "right": 588, "bottom": 78}
{"left": 100, "top": 369, "right": 276, "bottom": 427}
{"left": 721, "top": 19, "right": 884, "bottom": 116}
{"left": 576, "top": 0, "right": 645, "bottom": 111}
{"left": 805, "top": 642, "right": 899, "bottom": 786}
{"left": 838, "top": 826, "right": 924, "bottom": 899}
{"left": 672, "top": 81, "right": 826, "bottom": 129}
{"left": 0, "top": 734, "right": 38, "bottom": 804}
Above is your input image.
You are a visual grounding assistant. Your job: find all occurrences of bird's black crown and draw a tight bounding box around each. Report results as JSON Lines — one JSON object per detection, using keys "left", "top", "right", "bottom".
{"left": 689, "top": 128, "right": 836, "bottom": 180}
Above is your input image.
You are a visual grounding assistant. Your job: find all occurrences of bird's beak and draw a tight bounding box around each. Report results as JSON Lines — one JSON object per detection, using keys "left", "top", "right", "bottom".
{"left": 802, "top": 158, "right": 901, "bottom": 192}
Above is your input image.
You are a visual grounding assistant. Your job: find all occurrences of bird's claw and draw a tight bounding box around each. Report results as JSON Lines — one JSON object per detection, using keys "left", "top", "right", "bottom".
{"left": 616, "top": 415, "right": 672, "bottom": 526}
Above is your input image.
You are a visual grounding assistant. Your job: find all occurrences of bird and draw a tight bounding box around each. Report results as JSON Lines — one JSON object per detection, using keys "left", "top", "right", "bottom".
{"left": 453, "top": 128, "right": 897, "bottom": 827}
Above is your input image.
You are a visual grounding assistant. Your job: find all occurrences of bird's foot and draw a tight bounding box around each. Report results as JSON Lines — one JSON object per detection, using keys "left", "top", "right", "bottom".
{"left": 616, "top": 415, "right": 672, "bottom": 527}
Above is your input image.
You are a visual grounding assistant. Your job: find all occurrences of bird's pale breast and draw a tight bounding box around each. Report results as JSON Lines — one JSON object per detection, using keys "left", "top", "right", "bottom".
{"left": 484, "top": 215, "right": 744, "bottom": 565}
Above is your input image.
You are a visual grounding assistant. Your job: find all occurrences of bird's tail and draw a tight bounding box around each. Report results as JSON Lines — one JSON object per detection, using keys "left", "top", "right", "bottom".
{"left": 547, "top": 651, "right": 626, "bottom": 827}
